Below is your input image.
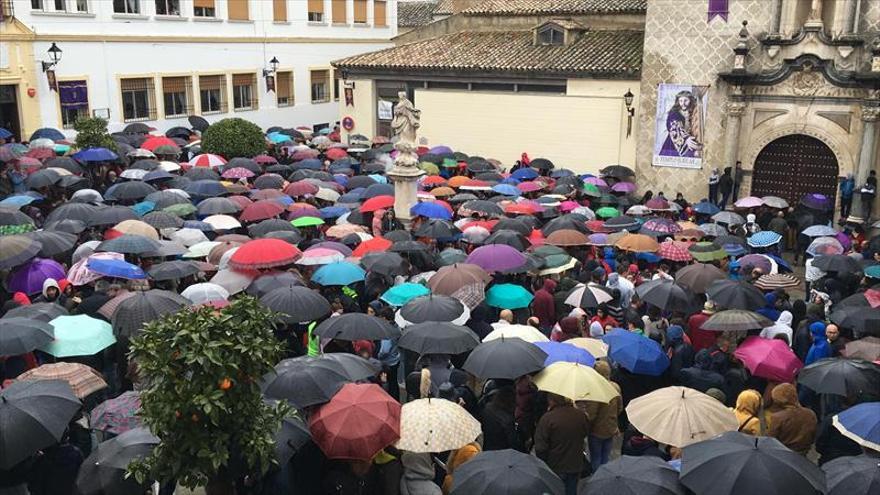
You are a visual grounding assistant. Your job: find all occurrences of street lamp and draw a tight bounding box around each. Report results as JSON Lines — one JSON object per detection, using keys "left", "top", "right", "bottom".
{"left": 624, "top": 89, "right": 635, "bottom": 137}
{"left": 263, "top": 56, "right": 279, "bottom": 77}
{"left": 41, "top": 42, "right": 62, "bottom": 72}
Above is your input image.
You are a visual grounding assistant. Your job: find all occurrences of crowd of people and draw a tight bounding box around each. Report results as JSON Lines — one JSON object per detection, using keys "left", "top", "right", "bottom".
{"left": 0, "top": 122, "right": 879, "bottom": 495}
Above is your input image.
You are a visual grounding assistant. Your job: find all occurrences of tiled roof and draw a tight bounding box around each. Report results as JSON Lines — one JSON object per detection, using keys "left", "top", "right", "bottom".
{"left": 543, "top": 19, "right": 588, "bottom": 31}
{"left": 334, "top": 30, "right": 643, "bottom": 78}
{"left": 461, "top": 0, "right": 647, "bottom": 16}
{"left": 398, "top": 1, "right": 440, "bottom": 27}
{"left": 433, "top": 0, "right": 456, "bottom": 15}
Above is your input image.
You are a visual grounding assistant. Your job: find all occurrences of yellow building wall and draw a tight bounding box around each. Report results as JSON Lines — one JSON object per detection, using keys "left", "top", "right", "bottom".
{"left": 339, "top": 78, "right": 376, "bottom": 143}
{"left": 0, "top": 20, "right": 42, "bottom": 140}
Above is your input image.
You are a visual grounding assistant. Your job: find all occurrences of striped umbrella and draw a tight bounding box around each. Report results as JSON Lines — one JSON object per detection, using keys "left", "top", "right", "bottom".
{"left": 188, "top": 153, "right": 227, "bottom": 168}
{"left": 754, "top": 273, "right": 801, "bottom": 291}
{"left": 700, "top": 310, "right": 774, "bottom": 331}
{"left": 17, "top": 362, "right": 108, "bottom": 399}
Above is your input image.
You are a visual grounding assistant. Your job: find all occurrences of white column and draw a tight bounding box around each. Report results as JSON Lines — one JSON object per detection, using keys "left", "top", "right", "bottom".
{"left": 849, "top": 104, "right": 879, "bottom": 223}
{"left": 724, "top": 100, "right": 747, "bottom": 193}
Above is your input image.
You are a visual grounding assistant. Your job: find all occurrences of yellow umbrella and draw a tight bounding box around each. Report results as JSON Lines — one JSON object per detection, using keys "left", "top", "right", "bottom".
{"left": 483, "top": 324, "right": 549, "bottom": 343}
{"left": 396, "top": 398, "right": 481, "bottom": 453}
{"left": 614, "top": 233, "right": 660, "bottom": 253}
{"left": 533, "top": 362, "right": 619, "bottom": 403}
{"left": 625, "top": 386, "right": 738, "bottom": 448}
{"left": 112, "top": 220, "right": 159, "bottom": 240}
{"left": 562, "top": 337, "right": 608, "bottom": 358}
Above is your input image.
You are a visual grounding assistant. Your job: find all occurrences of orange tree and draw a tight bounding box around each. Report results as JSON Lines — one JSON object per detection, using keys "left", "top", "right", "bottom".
{"left": 129, "top": 296, "right": 288, "bottom": 492}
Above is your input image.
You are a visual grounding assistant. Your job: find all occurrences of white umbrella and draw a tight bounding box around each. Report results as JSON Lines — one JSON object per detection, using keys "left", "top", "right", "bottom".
{"left": 564, "top": 283, "right": 613, "bottom": 308}
{"left": 120, "top": 169, "right": 148, "bottom": 180}
{"left": 70, "top": 189, "right": 104, "bottom": 203}
{"left": 30, "top": 138, "right": 56, "bottom": 149}
{"left": 171, "top": 228, "right": 209, "bottom": 247}
{"left": 202, "top": 215, "right": 241, "bottom": 231}
{"left": 483, "top": 324, "right": 549, "bottom": 343}
{"left": 181, "top": 283, "right": 230, "bottom": 305}
{"left": 626, "top": 386, "right": 738, "bottom": 448}
{"left": 158, "top": 161, "right": 181, "bottom": 172}
{"left": 71, "top": 240, "right": 102, "bottom": 265}
{"left": 217, "top": 247, "right": 238, "bottom": 271}
{"left": 315, "top": 188, "right": 340, "bottom": 202}
{"left": 396, "top": 398, "right": 481, "bottom": 453}
{"left": 210, "top": 269, "right": 255, "bottom": 295}
{"left": 182, "top": 241, "right": 221, "bottom": 259}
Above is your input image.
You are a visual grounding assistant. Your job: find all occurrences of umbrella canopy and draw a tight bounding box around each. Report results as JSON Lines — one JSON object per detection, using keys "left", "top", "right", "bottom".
{"left": 273, "top": 413, "right": 312, "bottom": 465}
{"left": 395, "top": 294, "right": 470, "bottom": 327}
{"left": 533, "top": 341, "right": 595, "bottom": 367}
{"left": 309, "top": 383, "right": 401, "bottom": 461}
{"left": 263, "top": 357, "right": 350, "bottom": 408}
{"left": 397, "top": 321, "right": 481, "bottom": 355}
{"left": 628, "top": 386, "right": 738, "bottom": 448}
{"left": 180, "top": 282, "right": 229, "bottom": 305}
{"left": 381, "top": 282, "right": 431, "bottom": 306}
{"left": 466, "top": 244, "right": 527, "bottom": 273}
{"left": 4, "top": 302, "right": 68, "bottom": 322}
{"left": 7, "top": 257, "right": 66, "bottom": 295}
{"left": 450, "top": 449, "right": 564, "bottom": 495}
{"left": 111, "top": 289, "right": 188, "bottom": 338}
{"left": 228, "top": 238, "right": 302, "bottom": 270}
{"left": 564, "top": 283, "right": 613, "bottom": 309}
{"left": 313, "top": 313, "right": 399, "bottom": 341}
{"left": 562, "top": 337, "right": 609, "bottom": 359}
{"left": 427, "top": 263, "right": 491, "bottom": 295}
{"left": 0, "top": 235, "right": 42, "bottom": 270}
{"left": 260, "top": 286, "right": 330, "bottom": 323}
{"left": 87, "top": 258, "right": 147, "bottom": 280}
{"left": 635, "top": 279, "right": 695, "bottom": 313}
{"left": 462, "top": 337, "right": 547, "bottom": 379}
{"left": 24, "top": 230, "right": 77, "bottom": 257}
{"left": 707, "top": 280, "right": 765, "bottom": 310}
{"left": 615, "top": 233, "right": 660, "bottom": 253}
{"left": 813, "top": 254, "right": 863, "bottom": 274}
{"left": 798, "top": 358, "right": 880, "bottom": 397}
{"left": 823, "top": 455, "right": 880, "bottom": 495}
{"left": 76, "top": 427, "right": 159, "bottom": 495}
{"left": 534, "top": 361, "right": 617, "bottom": 402}
{"left": 484, "top": 324, "right": 549, "bottom": 343}
{"left": 396, "top": 398, "right": 482, "bottom": 453}
{"left": 688, "top": 241, "right": 727, "bottom": 262}
{"left": 147, "top": 259, "right": 202, "bottom": 281}
{"left": 580, "top": 455, "right": 685, "bottom": 495}
{"left": 486, "top": 283, "right": 534, "bottom": 309}
{"left": 17, "top": 362, "right": 107, "bottom": 398}
{"left": 700, "top": 309, "right": 773, "bottom": 331}
{"left": 40, "top": 315, "right": 116, "bottom": 357}
{"left": 843, "top": 337, "right": 880, "bottom": 361}
{"left": 0, "top": 317, "right": 54, "bottom": 356}
{"left": 754, "top": 273, "right": 801, "bottom": 291}
{"left": 97, "top": 234, "right": 161, "bottom": 255}
{"left": 680, "top": 431, "right": 825, "bottom": 495}
{"left": 603, "top": 329, "right": 670, "bottom": 376}
{"left": 312, "top": 261, "right": 366, "bottom": 286}
{"left": 0, "top": 380, "right": 81, "bottom": 469}
{"left": 89, "top": 390, "right": 142, "bottom": 435}
{"left": 833, "top": 402, "right": 880, "bottom": 451}
{"left": 734, "top": 336, "right": 803, "bottom": 383}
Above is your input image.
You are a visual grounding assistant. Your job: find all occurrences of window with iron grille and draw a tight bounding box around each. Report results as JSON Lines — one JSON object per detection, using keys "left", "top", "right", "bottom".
{"left": 113, "top": 0, "right": 140, "bottom": 14}
{"left": 199, "top": 74, "right": 227, "bottom": 114}
{"left": 58, "top": 80, "right": 89, "bottom": 129}
{"left": 276, "top": 71, "right": 294, "bottom": 107}
{"left": 232, "top": 73, "right": 257, "bottom": 111}
{"left": 307, "top": 0, "right": 322, "bottom": 21}
{"left": 120, "top": 78, "right": 156, "bottom": 122}
{"left": 155, "top": 0, "right": 179, "bottom": 15}
{"left": 162, "top": 76, "right": 192, "bottom": 118}
{"left": 311, "top": 70, "right": 329, "bottom": 103}
{"left": 193, "top": 0, "right": 214, "bottom": 17}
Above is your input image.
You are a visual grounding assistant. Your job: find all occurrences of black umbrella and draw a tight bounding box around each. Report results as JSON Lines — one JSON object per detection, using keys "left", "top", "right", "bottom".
{"left": 680, "top": 431, "right": 825, "bottom": 495}
{"left": 347, "top": 175, "right": 377, "bottom": 190}
{"left": 245, "top": 271, "right": 304, "bottom": 297}
{"left": 123, "top": 122, "right": 151, "bottom": 134}
{"left": 266, "top": 164, "right": 293, "bottom": 175}
{"left": 274, "top": 414, "right": 312, "bottom": 465}
{"left": 483, "top": 230, "right": 530, "bottom": 250}
{"left": 542, "top": 215, "right": 591, "bottom": 236}
{"left": 145, "top": 190, "right": 190, "bottom": 209}
{"left": 44, "top": 157, "right": 84, "bottom": 174}
{"left": 25, "top": 169, "right": 62, "bottom": 189}
{"left": 197, "top": 197, "right": 240, "bottom": 216}
{"left": 148, "top": 260, "right": 202, "bottom": 281}
{"left": 254, "top": 174, "right": 285, "bottom": 190}
{"left": 823, "top": 454, "right": 880, "bottom": 495}
{"left": 260, "top": 286, "right": 331, "bottom": 323}
{"left": 76, "top": 427, "right": 159, "bottom": 495}
{"left": 450, "top": 449, "right": 563, "bottom": 495}
{"left": 463, "top": 338, "right": 547, "bottom": 379}
{"left": 104, "top": 181, "right": 157, "bottom": 202}
{"left": 44, "top": 219, "right": 86, "bottom": 234}
{"left": 797, "top": 358, "right": 880, "bottom": 397}
{"left": 24, "top": 230, "right": 78, "bottom": 257}
{"left": 0, "top": 317, "right": 54, "bottom": 355}
{"left": 579, "top": 455, "right": 684, "bottom": 495}
{"left": 0, "top": 380, "right": 81, "bottom": 469}
{"left": 384, "top": 230, "right": 412, "bottom": 243}
{"left": 813, "top": 255, "right": 863, "bottom": 274}
{"left": 248, "top": 218, "right": 299, "bottom": 238}
{"left": 313, "top": 313, "right": 399, "bottom": 340}
{"left": 491, "top": 217, "right": 530, "bottom": 235}
{"left": 320, "top": 353, "right": 381, "bottom": 381}
{"left": 3, "top": 302, "right": 68, "bottom": 322}
{"left": 635, "top": 279, "right": 696, "bottom": 313}
{"left": 674, "top": 263, "right": 727, "bottom": 293}
{"left": 262, "top": 357, "right": 349, "bottom": 408}
{"left": 111, "top": 290, "right": 188, "bottom": 338}
{"left": 398, "top": 321, "right": 480, "bottom": 355}
{"left": 706, "top": 280, "right": 765, "bottom": 310}
{"left": 142, "top": 211, "right": 184, "bottom": 229}
{"left": 130, "top": 159, "right": 160, "bottom": 171}
{"left": 830, "top": 307, "right": 880, "bottom": 338}
{"left": 0, "top": 208, "right": 34, "bottom": 228}
{"left": 362, "top": 183, "right": 394, "bottom": 199}
{"left": 449, "top": 193, "right": 478, "bottom": 204}
{"left": 89, "top": 206, "right": 139, "bottom": 226}
{"left": 264, "top": 230, "right": 304, "bottom": 244}
{"left": 475, "top": 172, "right": 503, "bottom": 182}
{"left": 361, "top": 251, "right": 411, "bottom": 277}
{"left": 396, "top": 295, "right": 470, "bottom": 327}
{"left": 605, "top": 215, "right": 641, "bottom": 232}
{"left": 226, "top": 158, "right": 262, "bottom": 175}
{"left": 188, "top": 115, "right": 209, "bottom": 132}
{"left": 0, "top": 235, "right": 40, "bottom": 270}
{"left": 57, "top": 175, "right": 89, "bottom": 190}
{"left": 414, "top": 219, "right": 459, "bottom": 239}
{"left": 184, "top": 167, "right": 220, "bottom": 182}
{"left": 390, "top": 240, "right": 430, "bottom": 253}
{"left": 461, "top": 200, "right": 504, "bottom": 217}
{"left": 714, "top": 234, "right": 747, "bottom": 248}
{"left": 529, "top": 158, "right": 554, "bottom": 170}
{"left": 97, "top": 234, "right": 161, "bottom": 255}
{"left": 600, "top": 165, "right": 636, "bottom": 179}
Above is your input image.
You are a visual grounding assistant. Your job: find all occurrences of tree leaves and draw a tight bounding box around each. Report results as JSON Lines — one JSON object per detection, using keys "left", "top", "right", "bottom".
{"left": 201, "top": 118, "right": 265, "bottom": 159}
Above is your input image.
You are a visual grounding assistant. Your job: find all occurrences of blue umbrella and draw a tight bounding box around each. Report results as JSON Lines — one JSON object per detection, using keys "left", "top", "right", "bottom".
{"left": 72, "top": 147, "right": 118, "bottom": 162}
{"left": 636, "top": 252, "right": 662, "bottom": 263}
{"left": 267, "top": 132, "right": 293, "bottom": 144}
{"left": 501, "top": 177, "right": 520, "bottom": 185}
{"left": 764, "top": 253, "right": 792, "bottom": 272}
{"left": 30, "top": 128, "right": 65, "bottom": 141}
{"left": 368, "top": 174, "right": 388, "bottom": 184}
{"left": 0, "top": 128, "right": 12, "bottom": 139}
{"left": 602, "top": 329, "right": 670, "bottom": 376}
{"left": 294, "top": 158, "right": 322, "bottom": 170}
{"left": 87, "top": 258, "right": 147, "bottom": 279}
{"left": 692, "top": 201, "right": 721, "bottom": 215}
{"left": 747, "top": 231, "right": 782, "bottom": 248}
{"left": 311, "top": 261, "right": 366, "bottom": 286}
{"left": 801, "top": 225, "right": 837, "bottom": 237}
{"left": 320, "top": 206, "right": 350, "bottom": 219}
{"left": 533, "top": 341, "right": 595, "bottom": 367}
{"left": 512, "top": 168, "right": 538, "bottom": 180}
{"left": 486, "top": 283, "right": 534, "bottom": 309}
{"left": 40, "top": 315, "right": 116, "bottom": 357}
{"left": 183, "top": 220, "right": 213, "bottom": 231}
{"left": 833, "top": 402, "right": 880, "bottom": 450}
{"left": 723, "top": 244, "right": 747, "bottom": 257}
{"left": 339, "top": 190, "right": 364, "bottom": 203}
{"left": 185, "top": 179, "right": 226, "bottom": 198}
{"left": 491, "top": 184, "right": 521, "bottom": 196}
{"left": 380, "top": 283, "right": 431, "bottom": 306}
{"left": 131, "top": 201, "right": 156, "bottom": 216}
{"left": 411, "top": 202, "right": 452, "bottom": 220}
{"left": 0, "top": 195, "right": 39, "bottom": 207}
{"left": 333, "top": 174, "right": 349, "bottom": 187}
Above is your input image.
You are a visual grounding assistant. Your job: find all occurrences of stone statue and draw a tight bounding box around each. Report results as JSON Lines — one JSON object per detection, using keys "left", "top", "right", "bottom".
{"left": 391, "top": 91, "right": 421, "bottom": 168}
{"left": 809, "top": 0, "right": 823, "bottom": 22}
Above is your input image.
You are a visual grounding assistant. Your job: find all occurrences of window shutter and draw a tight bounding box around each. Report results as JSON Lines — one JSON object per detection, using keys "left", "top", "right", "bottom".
{"left": 353, "top": 0, "right": 366, "bottom": 23}
{"left": 331, "top": 0, "right": 345, "bottom": 23}
{"left": 193, "top": 0, "right": 214, "bottom": 8}
{"left": 273, "top": 0, "right": 286, "bottom": 21}
{"left": 232, "top": 73, "right": 254, "bottom": 86}
{"left": 374, "top": 0, "right": 386, "bottom": 26}
{"left": 308, "top": 0, "right": 323, "bottom": 15}
{"left": 228, "top": 0, "right": 248, "bottom": 20}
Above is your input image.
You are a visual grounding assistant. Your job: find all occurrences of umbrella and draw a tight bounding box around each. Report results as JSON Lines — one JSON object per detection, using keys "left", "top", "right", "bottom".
{"left": 802, "top": 224, "right": 838, "bottom": 237}
{"left": 692, "top": 201, "right": 721, "bottom": 215}
{"left": 843, "top": 337, "right": 880, "bottom": 361}
{"left": 260, "top": 286, "right": 330, "bottom": 323}
{"left": 44, "top": 219, "right": 86, "bottom": 235}
{"left": 823, "top": 455, "right": 880, "bottom": 495}
{"left": 0, "top": 380, "right": 81, "bottom": 469}
{"left": 532, "top": 341, "right": 595, "bottom": 366}
{"left": 754, "top": 273, "right": 801, "bottom": 290}
{"left": 579, "top": 455, "right": 684, "bottom": 495}
{"left": 564, "top": 283, "right": 613, "bottom": 309}
{"left": 635, "top": 279, "right": 695, "bottom": 313}
{"left": 313, "top": 313, "right": 399, "bottom": 341}
{"left": 312, "top": 261, "right": 366, "bottom": 286}
{"left": 104, "top": 181, "right": 156, "bottom": 202}
{"left": 657, "top": 240, "right": 693, "bottom": 262}
{"left": 245, "top": 271, "right": 304, "bottom": 298}
{"left": 40, "top": 315, "right": 116, "bottom": 357}
{"left": 87, "top": 258, "right": 147, "bottom": 280}
{"left": 17, "top": 362, "right": 107, "bottom": 399}
{"left": 733, "top": 336, "right": 803, "bottom": 383}
{"left": 262, "top": 357, "right": 350, "bottom": 408}
{"left": 802, "top": 193, "right": 832, "bottom": 210}
{"left": 180, "top": 282, "right": 229, "bottom": 305}
{"left": 228, "top": 238, "right": 302, "bottom": 270}
{"left": 197, "top": 197, "right": 241, "bottom": 216}
{"left": 97, "top": 234, "right": 161, "bottom": 255}
{"left": 273, "top": 413, "right": 312, "bottom": 464}
{"left": 688, "top": 242, "right": 727, "bottom": 262}
{"left": 813, "top": 254, "right": 863, "bottom": 274}
{"left": 615, "top": 233, "right": 659, "bottom": 253}
{"left": 6, "top": 257, "right": 66, "bottom": 295}
{"left": 291, "top": 216, "right": 325, "bottom": 228}
{"left": 112, "top": 219, "right": 159, "bottom": 240}
{"left": 3, "top": 302, "right": 68, "bottom": 322}
{"left": 700, "top": 309, "right": 773, "bottom": 331}
{"left": 381, "top": 283, "right": 431, "bottom": 306}
{"left": 362, "top": 251, "right": 411, "bottom": 277}
{"left": 450, "top": 449, "right": 564, "bottom": 495}
{"left": 833, "top": 402, "right": 880, "bottom": 451}
{"left": 712, "top": 211, "right": 745, "bottom": 224}
{"left": 202, "top": 214, "right": 241, "bottom": 231}
{"left": 484, "top": 324, "right": 549, "bottom": 343}
{"left": 797, "top": 358, "right": 880, "bottom": 397}
{"left": 486, "top": 283, "right": 534, "bottom": 309}
{"left": 462, "top": 338, "right": 547, "bottom": 379}
{"left": 807, "top": 236, "right": 845, "bottom": 256}
{"left": 72, "top": 147, "right": 118, "bottom": 162}
{"left": 562, "top": 337, "right": 608, "bottom": 358}
{"left": 0, "top": 235, "right": 42, "bottom": 270}
{"left": 534, "top": 361, "right": 617, "bottom": 402}
{"left": 248, "top": 218, "right": 300, "bottom": 238}
{"left": 411, "top": 201, "right": 453, "bottom": 220}
{"left": 414, "top": 219, "right": 459, "bottom": 239}
{"left": 309, "top": 383, "right": 401, "bottom": 461}
{"left": 466, "top": 244, "right": 526, "bottom": 273}
{"left": 111, "top": 289, "right": 188, "bottom": 338}
{"left": 396, "top": 397, "right": 481, "bottom": 453}
{"left": 427, "top": 263, "right": 491, "bottom": 295}
{"left": 707, "top": 280, "right": 766, "bottom": 310}
{"left": 76, "top": 427, "right": 158, "bottom": 495}
{"left": 747, "top": 230, "right": 782, "bottom": 248}
{"left": 395, "top": 295, "right": 470, "bottom": 327}
{"left": 680, "top": 431, "right": 825, "bottom": 495}
{"left": 397, "top": 321, "right": 480, "bottom": 355}
{"left": 544, "top": 229, "right": 589, "bottom": 247}
{"left": 603, "top": 329, "right": 669, "bottom": 376}
{"left": 0, "top": 317, "right": 54, "bottom": 356}
{"left": 89, "top": 391, "right": 142, "bottom": 435}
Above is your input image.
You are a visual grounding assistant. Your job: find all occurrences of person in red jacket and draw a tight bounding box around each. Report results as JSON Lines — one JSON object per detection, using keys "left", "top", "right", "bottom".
{"left": 687, "top": 301, "right": 717, "bottom": 352}
{"left": 531, "top": 278, "right": 557, "bottom": 336}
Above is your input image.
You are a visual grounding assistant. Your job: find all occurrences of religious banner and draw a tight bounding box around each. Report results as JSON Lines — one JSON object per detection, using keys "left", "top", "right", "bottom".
{"left": 265, "top": 74, "right": 275, "bottom": 93}
{"left": 45, "top": 70, "right": 58, "bottom": 92}
{"left": 58, "top": 80, "right": 88, "bottom": 112}
{"left": 652, "top": 83, "right": 709, "bottom": 169}
{"left": 708, "top": 0, "right": 728, "bottom": 22}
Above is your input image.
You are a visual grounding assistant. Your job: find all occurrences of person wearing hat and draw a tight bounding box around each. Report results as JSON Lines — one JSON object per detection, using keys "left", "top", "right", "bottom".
{"left": 687, "top": 301, "right": 717, "bottom": 352}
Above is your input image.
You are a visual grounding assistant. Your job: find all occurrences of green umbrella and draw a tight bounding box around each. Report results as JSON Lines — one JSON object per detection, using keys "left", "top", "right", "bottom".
{"left": 163, "top": 203, "right": 197, "bottom": 217}
{"left": 689, "top": 241, "right": 728, "bottom": 262}
{"left": 419, "top": 162, "right": 440, "bottom": 175}
{"left": 595, "top": 207, "right": 620, "bottom": 219}
{"left": 865, "top": 265, "right": 880, "bottom": 279}
{"left": 54, "top": 144, "right": 71, "bottom": 155}
{"left": 381, "top": 283, "right": 430, "bottom": 307}
{"left": 40, "top": 315, "right": 116, "bottom": 358}
{"left": 486, "top": 283, "right": 534, "bottom": 309}
{"left": 583, "top": 183, "right": 602, "bottom": 197}
{"left": 442, "top": 158, "right": 458, "bottom": 168}
{"left": 291, "top": 216, "right": 325, "bottom": 228}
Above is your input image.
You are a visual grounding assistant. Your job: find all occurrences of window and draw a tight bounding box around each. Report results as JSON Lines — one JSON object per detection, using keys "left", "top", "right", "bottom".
{"left": 120, "top": 78, "right": 156, "bottom": 122}
{"left": 113, "top": 0, "right": 140, "bottom": 14}
{"left": 232, "top": 73, "right": 257, "bottom": 111}
{"left": 155, "top": 0, "right": 179, "bottom": 15}
{"left": 53, "top": 0, "right": 65, "bottom": 10}
{"left": 75, "top": 0, "right": 88, "bottom": 12}
{"left": 308, "top": 0, "right": 323, "bottom": 21}
{"left": 331, "top": 0, "right": 345, "bottom": 23}
{"left": 374, "top": 0, "right": 386, "bottom": 26}
{"left": 333, "top": 70, "right": 340, "bottom": 101}
{"left": 193, "top": 0, "right": 214, "bottom": 17}
{"left": 162, "top": 76, "right": 192, "bottom": 118}
{"left": 310, "top": 70, "right": 329, "bottom": 103}
{"left": 538, "top": 26, "right": 564, "bottom": 45}
{"left": 58, "top": 80, "right": 89, "bottom": 129}
{"left": 353, "top": 0, "right": 366, "bottom": 23}
{"left": 227, "top": 0, "right": 248, "bottom": 20}
{"left": 199, "top": 74, "right": 227, "bottom": 114}
{"left": 31, "top": 0, "right": 43, "bottom": 10}
{"left": 276, "top": 71, "right": 294, "bottom": 107}
{"left": 273, "top": 0, "right": 285, "bottom": 21}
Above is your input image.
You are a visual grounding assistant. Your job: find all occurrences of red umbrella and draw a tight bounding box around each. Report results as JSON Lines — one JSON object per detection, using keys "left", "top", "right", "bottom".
{"left": 733, "top": 336, "right": 803, "bottom": 383}
{"left": 658, "top": 240, "right": 693, "bottom": 262}
{"left": 586, "top": 220, "right": 609, "bottom": 233}
{"left": 239, "top": 200, "right": 284, "bottom": 223}
{"left": 253, "top": 154, "right": 277, "bottom": 165}
{"left": 361, "top": 195, "right": 394, "bottom": 213}
{"left": 309, "top": 383, "right": 401, "bottom": 461}
{"left": 18, "top": 157, "right": 43, "bottom": 173}
{"left": 284, "top": 180, "right": 319, "bottom": 197}
{"left": 228, "top": 238, "right": 302, "bottom": 270}
{"left": 504, "top": 202, "right": 544, "bottom": 215}
{"left": 352, "top": 237, "right": 392, "bottom": 257}
{"left": 226, "top": 195, "right": 253, "bottom": 209}
{"left": 141, "top": 136, "right": 177, "bottom": 152}
{"left": 325, "top": 148, "right": 349, "bottom": 160}
{"left": 287, "top": 202, "right": 320, "bottom": 219}
{"left": 291, "top": 149, "right": 319, "bottom": 161}
{"left": 251, "top": 189, "right": 285, "bottom": 201}
{"left": 422, "top": 176, "right": 447, "bottom": 187}
{"left": 25, "top": 148, "right": 56, "bottom": 161}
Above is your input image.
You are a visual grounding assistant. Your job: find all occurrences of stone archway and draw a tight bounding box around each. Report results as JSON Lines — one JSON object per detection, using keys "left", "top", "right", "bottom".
{"left": 751, "top": 134, "right": 839, "bottom": 208}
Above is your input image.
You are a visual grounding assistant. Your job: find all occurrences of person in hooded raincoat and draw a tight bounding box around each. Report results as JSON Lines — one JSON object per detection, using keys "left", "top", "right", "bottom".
{"left": 531, "top": 278, "right": 556, "bottom": 336}
{"left": 768, "top": 383, "right": 817, "bottom": 455}
{"left": 759, "top": 310, "right": 793, "bottom": 346}
{"left": 804, "top": 321, "right": 831, "bottom": 366}
{"left": 399, "top": 452, "right": 441, "bottom": 495}
{"left": 733, "top": 389, "right": 769, "bottom": 436}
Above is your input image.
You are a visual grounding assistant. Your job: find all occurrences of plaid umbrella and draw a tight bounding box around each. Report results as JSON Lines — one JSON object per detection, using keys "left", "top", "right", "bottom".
{"left": 754, "top": 273, "right": 801, "bottom": 290}
{"left": 89, "top": 390, "right": 142, "bottom": 434}
{"left": 89, "top": 206, "right": 139, "bottom": 227}
{"left": 18, "top": 362, "right": 107, "bottom": 399}
{"left": 97, "top": 234, "right": 161, "bottom": 255}
{"left": 0, "top": 235, "right": 42, "bottom": 270}
{"left": 658, "top": 240, "right": 693, "bottom": 262}
{"left": 111, "top": 289, "right": 188, "bottom": 338}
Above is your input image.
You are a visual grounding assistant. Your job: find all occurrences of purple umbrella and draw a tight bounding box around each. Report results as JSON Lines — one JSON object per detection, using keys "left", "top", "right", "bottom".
{"left": 801, "top": 193, "right": 832, "bottom": 211}
{"left": 640, "top": 218, "right": 683, "bottom": 236}
{"left": 584, "top": 177, "right": 608, "bottom": 187}
{"left": 466, "top": 244, "right": 527, "bottom": 273}
{"left": 738, "top": 254, "right": 772, "bottom": 274}
{"left": 7, "top": 258, "right": 67, "bottom": 295}
{"left": 834, "top": 232, "right": 852, "bottom": 251}
{"left": 428, "top": 145, "right": 453, "bottom": 155}
{"left": 611, "top": 182, "right": 636, "bottom": 193}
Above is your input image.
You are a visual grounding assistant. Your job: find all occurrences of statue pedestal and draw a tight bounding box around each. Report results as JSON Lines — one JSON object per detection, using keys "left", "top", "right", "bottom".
{"left": 388, "top": 165, "right": 424, "bottom": 226}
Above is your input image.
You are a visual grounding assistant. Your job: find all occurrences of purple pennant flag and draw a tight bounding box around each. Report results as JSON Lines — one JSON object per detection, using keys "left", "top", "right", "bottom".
{"left": 708, "top": 0, "right": 729, "bottom": 22}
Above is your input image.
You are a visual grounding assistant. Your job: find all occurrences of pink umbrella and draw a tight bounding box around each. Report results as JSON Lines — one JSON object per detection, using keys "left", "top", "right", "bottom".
{"left": 734, "top": 336, "right": 802, "bottom": 383}
{"left": 584, "top": 177, "right": 608, "bottom": 187}
{"left": 221, "top": 167, "right": 255, "bottom": 179}
{"left": 734, "top": 196, "right": 764, "bottom": 208}
{"left": 559, "top": 200, "right": 579, "bottom": 212}
{"left": 611, "top": 182, "right": 636, "bottom": 193}
{"left": 517, "top": 181, "right": 544, "bottom": 193}
{"left": 67, "top": 252, "right": 124, "bottom": 286}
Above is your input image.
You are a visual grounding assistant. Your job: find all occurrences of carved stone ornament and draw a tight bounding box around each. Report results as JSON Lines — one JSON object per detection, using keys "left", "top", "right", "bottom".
{"left": 862, "top": 106, "right": 880, "bottom": 122}
{"left": 791, "top": 69, "right": 824, "bottom": 96}
{"left": 725, "top": 101, "right": 747, "bottom": 117}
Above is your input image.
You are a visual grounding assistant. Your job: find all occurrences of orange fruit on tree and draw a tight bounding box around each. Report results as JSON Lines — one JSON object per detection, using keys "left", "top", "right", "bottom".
{"left": 219, "top": 378, "right": 233, "bottom": 390}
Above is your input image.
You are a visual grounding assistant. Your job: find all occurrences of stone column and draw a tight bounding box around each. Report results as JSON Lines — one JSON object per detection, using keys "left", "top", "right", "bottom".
{"left": 387, "top": 91, "right": 425, "bottom": 225}
{"left": 832, "top": 0, "right": 856, "bottom": 37}
{"left": 771, "top": 0, "right": 783, "bottom": 34}
{"left": 388, "top": 166, "right": 424, "bottom": 225}
{"left": 724, "top": 100, "right": 747, "bottom": 200}
{"left": 849, "top": 104, "right": 879, "bottom": 223}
